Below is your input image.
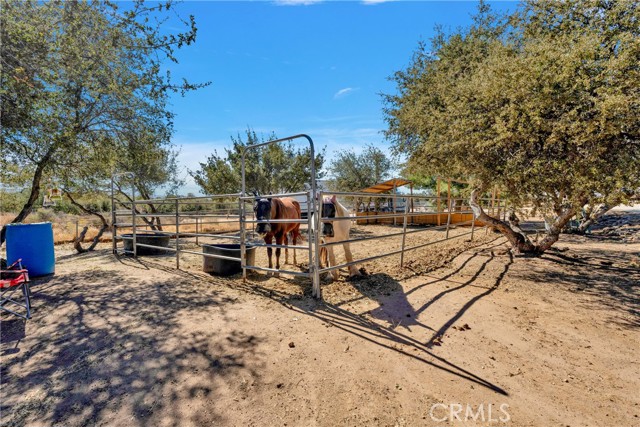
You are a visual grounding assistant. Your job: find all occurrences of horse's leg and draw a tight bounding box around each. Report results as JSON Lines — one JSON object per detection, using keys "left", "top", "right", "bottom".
{"left": 320, "top": 245, "right": 327, "bottom": 268}
{"left": 284, "top": 232, "right": 289, "bottom": 265}
{"left": 275, "top": 232, "right": 283, "bottom": 271}
{"left": 265, "top": 234, "right": 273, "bottom": 271}
{"left": 292, "top": 226, "right": 299, "bottom": 265}
{"left": 343, "top": 242, "right": 361, "bottom": 277}
{"left": 327, "top": 245, "right": 339, "bottom": 280}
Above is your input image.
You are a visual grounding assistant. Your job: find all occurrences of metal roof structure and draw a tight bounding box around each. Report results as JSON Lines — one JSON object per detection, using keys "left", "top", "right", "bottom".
{"left": 361, "top": 178, "right": 413, "bottom": 194}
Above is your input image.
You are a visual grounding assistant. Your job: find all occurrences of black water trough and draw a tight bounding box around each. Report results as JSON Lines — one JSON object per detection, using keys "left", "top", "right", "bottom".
{"left": 122, "top": 233, "right": 172, "bottom": 256}
{"left": 203, "top": 244, "right": 256, "bottom": 276}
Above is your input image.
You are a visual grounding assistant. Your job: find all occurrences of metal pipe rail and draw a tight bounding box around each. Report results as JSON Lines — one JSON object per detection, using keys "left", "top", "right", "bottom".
{"left": 323, "top": 191, "right": 501, "bottom": 202}
{"left": 128, "top": 211, "right": 241, "bottom": 217}
{"left": 244, "top": 241, "right": 303, "bottom": 250}
{"left": 320, "top": 220, "right": 473, "bottom": 249}
{"left": 243, "top": 218, "right": 309, "bottom": 224}
{"left": 240, "top": 191, "right": 310, "bottom": 199}
{"left": 316, "top": 187, "right": 477, "bottom": 278}
{"left": 174, "top": 214, "right": 241, "bottom": 219}
{"left": 243, "top": 265, "right": 310, "bottom": 277}
{"left": 318, "top": 227, "right": 474, "bottom": 275}
{"left": 180, "top": 249, "right": 240, "bottom": 263}
{"left": 176, "top": 232, "right": 241, "bottom": 240}
{"left": 135, "top": 243, "right": 177, "bottom": 252}
{"left": 133, "top": 193, "right": 241, "bottom": 204}
{"left": 113, "top": 223, "right": 136, "bottom": 228}
{"left": 327, "top": 210, "right": 475, "bottom": 222}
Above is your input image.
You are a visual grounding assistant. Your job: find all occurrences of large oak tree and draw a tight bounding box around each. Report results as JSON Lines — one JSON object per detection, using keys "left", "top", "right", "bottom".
{"left": 384, "top": 1, "right": 639, "bottom": 254}
{"left": 0, "top": 0, "right": 206, "bottom": 245}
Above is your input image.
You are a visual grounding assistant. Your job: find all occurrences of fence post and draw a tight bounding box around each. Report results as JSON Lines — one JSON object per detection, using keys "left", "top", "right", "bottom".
{"left": 175, "top": 199, "right": 180, "bottom": 269}
{"left": 111, "top": 175, "right": 117, "bottom": 254}
{"left": 306, "top": 191, "right": 316, "bottom": 296}
{"left": 75, "top": 220, "right": 79, "bottom": 243}
{"left": 393, "top": 183, "right": 397, "bottom": 226}
{"left": 447, "top": 179, "right": 452, "bottom": 228}
{"left": 312, "top": 191, "right": 323, "bottom": 299}
{"left": 445, "top": 199, "right": 452, "bottom": 239}
{"left": 240, "top": 195, "right": 247, "bottom": 281}
{"left": 437, "top": 179, "right": 441, "bottom": 226}
{"left": 491, "top": 188, "right": 496, "bottom": 216}
{"left": 195, "top": 216, "right": 199, "bottom": 246}
{"left": 400, "top": 198, "right": 409, "bottom": 267}
{"left": 471, "top": 205, "right": 476, "bottom": 241}
{"left": 132, "top": 203, "right": 137, "bottom": 258}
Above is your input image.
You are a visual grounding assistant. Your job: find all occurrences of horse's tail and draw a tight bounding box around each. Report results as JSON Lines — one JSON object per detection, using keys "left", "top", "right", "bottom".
{"left": 320, "top": 246, "right": 328, "bottom": 268}
{"left": 291, "top": 199, "right": 302, "bottom": 235}
{"left": 291, "top": 199, "right": 302, "bottom": 217}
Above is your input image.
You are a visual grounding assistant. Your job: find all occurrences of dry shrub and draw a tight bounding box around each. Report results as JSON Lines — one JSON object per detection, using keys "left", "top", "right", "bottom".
{"left": 1, "top": 211, "right": 111, "bottom": 245}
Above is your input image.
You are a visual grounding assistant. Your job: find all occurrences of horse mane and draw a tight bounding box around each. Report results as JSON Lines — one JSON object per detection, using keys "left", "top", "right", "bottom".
{"left": 323, "top": 196, "right": 350, "bottom": 217}
{"left": 271, "top": 198, "right": 281, "bottom": 219}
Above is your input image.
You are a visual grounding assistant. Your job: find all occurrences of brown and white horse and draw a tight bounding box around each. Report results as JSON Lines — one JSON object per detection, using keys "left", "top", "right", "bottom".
{"left": 254, "top": 197, "right": 301, "bottom": 272}
{"left": 321, "top": 195, "right": 360, "bottom": 280}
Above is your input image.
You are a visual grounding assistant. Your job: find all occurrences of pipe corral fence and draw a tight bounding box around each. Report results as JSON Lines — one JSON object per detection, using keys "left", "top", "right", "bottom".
{"left": 111, "top": 134, "right": 505, "bottom": 301}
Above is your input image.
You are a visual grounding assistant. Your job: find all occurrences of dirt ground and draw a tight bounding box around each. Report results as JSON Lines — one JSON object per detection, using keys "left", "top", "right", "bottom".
{"left": 1, "top": 213, "right": 639, "bottom": 427}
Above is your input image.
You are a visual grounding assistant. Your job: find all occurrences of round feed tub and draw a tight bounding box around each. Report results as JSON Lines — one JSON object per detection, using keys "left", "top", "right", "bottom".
{"left": 122, "top": 233, "right": 172, "bottom": 256}
{"left": 203, "top": 244, "right": 256, "bottom": 276}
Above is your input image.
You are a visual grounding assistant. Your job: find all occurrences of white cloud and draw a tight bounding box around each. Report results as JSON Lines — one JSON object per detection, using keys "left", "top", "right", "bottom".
{"left": 361, "top": 0, "right": 394, "bottom": 5}
{"left": 334, "top": 87, "right": 359, "bottom": 99}
{"left": 273, "top": 0, "right": 323, "bottom": 6}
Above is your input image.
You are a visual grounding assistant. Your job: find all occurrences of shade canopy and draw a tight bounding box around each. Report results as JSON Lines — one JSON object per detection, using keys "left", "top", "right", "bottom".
{"left": 361, "top": 178, "right": 412, "bottom": 194}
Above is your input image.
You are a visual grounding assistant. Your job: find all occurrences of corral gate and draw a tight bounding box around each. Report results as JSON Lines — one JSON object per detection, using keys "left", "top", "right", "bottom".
{"left": 239, "top": 134, "right": 322, "bottom": 298}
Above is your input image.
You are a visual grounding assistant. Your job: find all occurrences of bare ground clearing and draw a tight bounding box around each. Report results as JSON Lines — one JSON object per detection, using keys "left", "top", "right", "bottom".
{"left": 1, "top": 216, "right": 639, "bottom": 427}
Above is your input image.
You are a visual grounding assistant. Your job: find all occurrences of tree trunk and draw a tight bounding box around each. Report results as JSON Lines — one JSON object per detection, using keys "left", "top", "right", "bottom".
{"left": 73, "top": 224, "right": 108, "bottom": 253}
{"left": 469, "top": 189, "right": 576, "bottom": 255}
{"left": 0, "top": 147, "right": 56, "bottom": 246}
{"left": 536, "top": 206, "right": 578, "bottom": 252}
{"left": 577, "top": 204, "right": 609, "bottom": 233}
{"left": 64, "top": 191, "right": 109, "bottom": 253}
{"left": 114, "top": 185, "right": 163, "bottom": 231}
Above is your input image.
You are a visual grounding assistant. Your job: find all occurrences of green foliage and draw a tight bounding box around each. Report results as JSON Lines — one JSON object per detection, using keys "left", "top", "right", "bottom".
{"left": 191, "top": 129, "right": 325, "bottom": 195}
{"left": 328, "top": 144, "right": 394, "bottom": 192}
{"left": 384, "top": 0, "right": 640, "bottom": 216}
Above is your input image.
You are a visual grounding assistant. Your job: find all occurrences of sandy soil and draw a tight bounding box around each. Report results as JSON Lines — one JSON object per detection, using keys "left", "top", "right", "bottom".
{"left": 1, "top": 215, "right": 638, "bottom": 427}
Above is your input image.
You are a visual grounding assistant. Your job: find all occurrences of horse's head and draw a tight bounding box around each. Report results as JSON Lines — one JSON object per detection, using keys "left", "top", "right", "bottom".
{"left": 321, "top": 195, "right": 337, "bottom": 237}
{"left": 254, "top": 197, "right": 273, "bottom": 235}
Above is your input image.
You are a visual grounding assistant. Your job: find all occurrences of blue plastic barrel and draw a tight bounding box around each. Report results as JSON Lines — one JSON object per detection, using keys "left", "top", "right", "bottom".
{"left": 6, "top": 222, "right": 55, "bottom": 277}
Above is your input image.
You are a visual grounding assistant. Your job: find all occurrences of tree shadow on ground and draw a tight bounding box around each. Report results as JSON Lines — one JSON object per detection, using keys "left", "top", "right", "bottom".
{"left": 225, "top": 249, "right": 514, "bottom": 396}
{"left": 1, "top": 255, "right": 263, "bottom": 427}
{"left": 0, "top": 318, "right": 26, "bottom": 356}
{"left": 131, "top": 236, "right": 515, "bottom": 395}
{"left": 362, "top": 253, "right": 493, "bottom": 329}
{"left": 516, "top": 247, "right": 640, "bottom": 329}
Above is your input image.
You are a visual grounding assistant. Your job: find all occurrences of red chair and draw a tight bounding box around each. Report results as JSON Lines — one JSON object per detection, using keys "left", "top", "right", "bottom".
{"left": 0, "top": 259, "right": 31, "bottom": 319}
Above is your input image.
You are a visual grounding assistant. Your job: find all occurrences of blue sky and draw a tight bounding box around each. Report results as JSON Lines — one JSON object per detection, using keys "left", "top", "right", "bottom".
{"left": 163, "top": 0, "right": 517, "bottom": 194}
